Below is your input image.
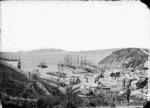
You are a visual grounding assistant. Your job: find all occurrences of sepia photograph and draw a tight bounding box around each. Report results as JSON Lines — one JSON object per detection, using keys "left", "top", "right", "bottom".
{"left": 0, "top": 0, "right": 150, "bottom": 108}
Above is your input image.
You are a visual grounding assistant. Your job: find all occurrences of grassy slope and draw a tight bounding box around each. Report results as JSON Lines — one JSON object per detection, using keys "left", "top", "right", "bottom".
{"left": 0, "top": 62, "right": 45, "bottom": 97}
{"left": 37, "top": 78, "right": 63, "bottom": 96}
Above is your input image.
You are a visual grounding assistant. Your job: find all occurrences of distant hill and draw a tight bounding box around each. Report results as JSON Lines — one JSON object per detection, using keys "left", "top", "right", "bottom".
{"left": 17, "top": 48, "right": 118, "bottom": 54}
{"left": 98, "top": 48, "right": 149, "bottom": 69}
{"left": 73, "top": 48, "right": 119, "bottom": 54}
{"left": 18, "top": 48, "right": 65, "bottom": 53}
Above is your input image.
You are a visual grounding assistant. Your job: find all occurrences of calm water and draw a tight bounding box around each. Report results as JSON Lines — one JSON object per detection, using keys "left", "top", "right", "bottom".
{"left": 18, "top": 50, "right": 114, "bottom": 70}
{"left": 7, "top": 50, "right": 115, "bottom": 85}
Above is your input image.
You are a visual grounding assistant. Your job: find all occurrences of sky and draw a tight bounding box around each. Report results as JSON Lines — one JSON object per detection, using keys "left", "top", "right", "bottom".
{"left": 1, "top": 1, "right": 150, "bottom": 52}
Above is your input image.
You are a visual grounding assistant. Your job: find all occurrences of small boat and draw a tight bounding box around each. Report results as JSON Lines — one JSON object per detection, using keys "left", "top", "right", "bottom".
{"left": 47, "top": 72, "right": 58, "bottom": 76}
{"left": 72, "top": 70, "right": 88, "bottom": 74}
{"left": 55, "top": 72, "right": 67, "bottom": 76}
{"left": 37, "top": 61, "right": 48, "bottom": 68}
{"left": 47, "top": 72, "right": 67, "bottom": 77}
{"left": 102, "top": 87, "right": 111, "bottom": 90}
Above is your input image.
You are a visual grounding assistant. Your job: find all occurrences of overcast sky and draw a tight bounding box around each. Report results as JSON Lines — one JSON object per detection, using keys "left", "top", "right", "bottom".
{"left": 1, "top": 1, "right": 150, "bottom": 52}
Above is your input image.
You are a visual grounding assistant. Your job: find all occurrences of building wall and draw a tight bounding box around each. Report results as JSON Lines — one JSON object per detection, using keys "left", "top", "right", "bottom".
{"left": 99, "top": 77, "right": 123, "bottom": 89}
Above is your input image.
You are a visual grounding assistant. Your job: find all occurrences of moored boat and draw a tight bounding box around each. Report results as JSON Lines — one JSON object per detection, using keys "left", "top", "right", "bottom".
{"left": 47, "top": 72, "right": 67, "bottom": 77}
{"left": 37, "top": 61, "right": 48, "bottom": 68}
{"left": 72, "top": 70, "right": 88, "bottom": 74}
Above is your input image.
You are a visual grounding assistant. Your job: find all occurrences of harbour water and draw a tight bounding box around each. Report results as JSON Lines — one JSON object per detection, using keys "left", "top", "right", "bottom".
{"left": 8, "top": 51, "right": 111, "bottom": 86}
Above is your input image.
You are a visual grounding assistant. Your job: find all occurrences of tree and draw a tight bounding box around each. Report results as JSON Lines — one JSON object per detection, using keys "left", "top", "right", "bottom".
{"left": 110, "top": 72, "right": 115, "bottom": 77}
{"left": 136, "top": 78, "right": 148, "bottom": 89}
{"left": 100, "top": 74, "right": 104, "bottom": 78}
{"left": 122, "top": 63, "right": 129, "bottom": 69}
{"left": 32, "top": 70, "right": 41, "bottom": 80}
{"left": 115, "top": 72, "right": 120, "bottom": 77}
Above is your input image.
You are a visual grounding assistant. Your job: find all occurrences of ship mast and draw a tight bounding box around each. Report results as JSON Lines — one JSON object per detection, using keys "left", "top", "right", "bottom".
{"left": 0, "top": 52, "right": 2, "bottom": 59}
{"left": 58, "top": 59, "right": 60, "bottom": 72}
{"left": 73, "top": 53, "right": 76, "bottom": 66}
{"left": 84, "top": 52, "right": 87, "bottom": 68}
{"left": 77, "top": 55, "right": 79, "bottom": 66}
{"left": 84, "top": 52, "right": 86, "bottom": 65}
{"left": 67, "top": 54, "right": 70, "bottom": 64}
{"left": 61, "top": 64, "right": 63, "bottom": 73}
{"left": 70, "top": 54, "right": 72, "bottom": 65}
{"left": 12, "top": 54, "right": 13, "bottom": 60}
{"left": 81, "top": 55, "right": 85, "bottom": 68}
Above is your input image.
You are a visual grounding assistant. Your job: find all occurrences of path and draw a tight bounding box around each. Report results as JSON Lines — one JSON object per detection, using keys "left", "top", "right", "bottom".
{"left": 36, "top": 81, "right": 51, "bottom": 95}
{"left": 42, "top": 78, "right": 67, "bottom": 94}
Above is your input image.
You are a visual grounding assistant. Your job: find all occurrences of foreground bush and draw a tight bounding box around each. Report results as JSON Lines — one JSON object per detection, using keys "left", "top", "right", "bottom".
{"left": 37, "top": 86, "right": 83, "bottom": 108}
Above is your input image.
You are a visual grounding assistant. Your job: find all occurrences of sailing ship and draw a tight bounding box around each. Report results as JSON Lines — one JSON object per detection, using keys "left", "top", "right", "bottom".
{"left": 37, "top": 61, "right": 48, "bottom": 68}
{"left": 62, "top": 53, "right": 86, "bottom": 69}
{"left": 47, "top": 60, "right": 66, "bottom": 77}
{"left": 61, "top": 52, "right": 99, "bottom": 73}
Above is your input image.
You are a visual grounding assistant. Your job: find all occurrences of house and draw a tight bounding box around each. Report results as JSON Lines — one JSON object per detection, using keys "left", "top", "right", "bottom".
{"left": 99, "top": 77, "right": 124, "bottom": 91}
{"left": 103, "top": 71, "right": 112, "bottom": 78}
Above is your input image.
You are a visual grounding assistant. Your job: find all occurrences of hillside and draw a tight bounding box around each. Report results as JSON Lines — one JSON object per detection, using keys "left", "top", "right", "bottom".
{"left": 98, "top": 48, "right": 149, "bottom": 69}
{"left": 0, "top": 62, "right": 46, "bottom": 98}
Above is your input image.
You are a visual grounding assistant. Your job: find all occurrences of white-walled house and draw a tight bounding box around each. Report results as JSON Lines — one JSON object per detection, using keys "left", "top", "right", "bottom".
{"left": 99, "top": 77, "right": 124, "bottom": 90}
